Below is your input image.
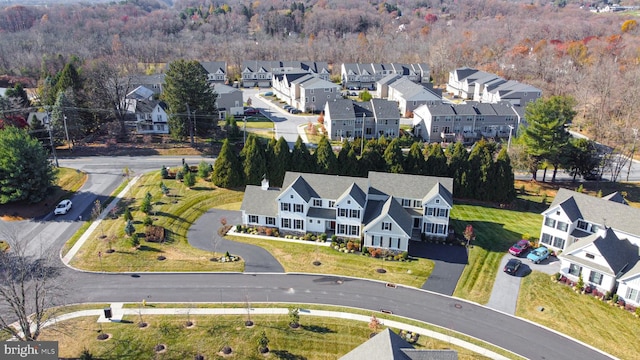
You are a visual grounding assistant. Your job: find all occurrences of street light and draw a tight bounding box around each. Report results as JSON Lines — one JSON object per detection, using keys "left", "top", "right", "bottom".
{"left": 626, "top": 128, "right": 638, "bottom": 182}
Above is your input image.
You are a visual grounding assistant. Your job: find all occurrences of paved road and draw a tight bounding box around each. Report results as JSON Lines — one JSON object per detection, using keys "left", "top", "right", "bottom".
{"left": 488, "top": 252, "right": 561, "bottom": 314}
{"left": 187, "top": 208, "right": 284, "bottom": 273}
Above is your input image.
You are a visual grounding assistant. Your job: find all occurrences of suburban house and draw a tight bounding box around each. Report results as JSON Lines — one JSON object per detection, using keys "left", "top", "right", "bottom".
{"left": 272, "top": 73, "right": 342, "bottom": 112}
{"left": 341, "top": 63, "right": 430, "bottom": 90}
{"left": 240, "top": 171, "right": 454, "bottom": 253}
{"left": 541, "top": 188, "right": 640, "bottom": 306}
{"left": 340, "top": 329, "right": 458, "bottom": 360}
{"left": 125, "top": 86, "right": 169, "bottom": 134}
{"left": 412, "top": 101, "right": 519, "bottom": 143}
{"left": 27, "top": 112, "right": 52, "bottom": 127}
{"left": 324, "top": 99, "right": 401, "bottom": 141}
{"left": 241, "top": 61, "right": 329, "bottom": 88}
{"left": 446, "top": 67, "right": 541, "bottom": 106}
{"left": 212, "top": 83, "right": 243, "bottom": 118}
{"left": 376, "top": 75, "right": 442, "bottom": 117}
{"left": 127, "top": 74, "right": 165, "bottom": 96}
{"left": 200, "top": 61, "right": 227, "bottom": 84}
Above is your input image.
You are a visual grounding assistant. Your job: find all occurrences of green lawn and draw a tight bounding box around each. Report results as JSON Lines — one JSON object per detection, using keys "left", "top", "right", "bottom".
{"left": 451, "top": 203, "right": 542, "bottom": 304}
{"left": 517, "top": 272, "right": 639, "bottom": 360}
{"left": 229, "top": 235, "right": 434, "bottom": 288}
{"left": 67, "top": 172, "right": 245, "bottom": 272}
{"left": 40, "top": 310, "right": 501, "bottom": 360}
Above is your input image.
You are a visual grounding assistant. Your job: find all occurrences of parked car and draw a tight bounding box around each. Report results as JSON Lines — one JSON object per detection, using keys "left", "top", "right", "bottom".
{"left": 503, "top": 258, "right": 522, "bottom": 276}
{"left": 54, "top": 199, "right": 72, "bottom": 215}
{"left": 508, "top": 239, "right": 530, "bottom": 257}
{"left": 527, "top": 246, "right": 550, "bottom": 264}
{"left": 244, "top": 107, "right": 259, "bottom": 115}
{"left": 263, "top": 91, "right": 273, "bottom": 96}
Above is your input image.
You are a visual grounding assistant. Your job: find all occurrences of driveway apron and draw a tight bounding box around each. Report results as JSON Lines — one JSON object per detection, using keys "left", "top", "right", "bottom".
{"left": 409, "top": 242, "right": 468, "bottom": 296}
{"left": 188, "top": 209, "right": 284, "bottom": 273}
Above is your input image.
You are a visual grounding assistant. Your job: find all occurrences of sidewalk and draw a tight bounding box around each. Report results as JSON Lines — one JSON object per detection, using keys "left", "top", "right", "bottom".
{"left": 33, "top": 304, "right": 513, "bottom": 360}
{"left": 61, "top": 175, "right": 142, "bottom": 265}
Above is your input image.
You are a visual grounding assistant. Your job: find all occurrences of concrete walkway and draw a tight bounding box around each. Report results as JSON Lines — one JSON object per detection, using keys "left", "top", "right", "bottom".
{"left": 30, "top": 304, "right": 512, "bottom": 360}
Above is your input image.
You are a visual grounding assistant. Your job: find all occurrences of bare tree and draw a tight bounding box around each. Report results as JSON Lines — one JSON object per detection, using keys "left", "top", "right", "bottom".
{"left": 0, "top": 225, "right": 65, "bottom": 341}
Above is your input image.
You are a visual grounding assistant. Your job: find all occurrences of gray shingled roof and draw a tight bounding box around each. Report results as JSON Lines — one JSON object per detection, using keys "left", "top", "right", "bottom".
{"left": 127, "top": 86, "right": 155, "bottom": 101}
{"left": 281, "top": 172, "right": 369, "bottom": 202}
{"left": 452, "top": 67, "right": 478, "bottom": 82}
{"left": 307, "top": 207, "right": 336, "bottom": 219}
{"left": 240, "top": 185, "right": 280, "bottom": 217}
{"left": 354, "top": 102, "right": 374, "bottom": 118}
{"left": 287, "top": 176, "right": 320, "bottom": 202}
{"left": 368, "top": 172, "right": 454, "bottom": 200}
{"left": 547, "top": 189, "right": 640, "bottom": 236}
{"left": 602, "top": 191, "right": 628, "bottom": 204}
{"left": 212, "top": 83, "right": 240, "bottom": 95}
{"left": 471, "top": 102, "right": 497, "bottom": 116}
{"left": 424, "top": 183, "right": 454, "bottom": 208}
{"left": 371, "top": 99, "right": 400, "bottom": 119}
{"left": 561, "top": 228, "right": 639, "bottom": 276}
{"left": 490, "top": 102, "right": 518, "bottom": 116}
{"left": 425, "top": 103, "right": 456, "bottom": 116}
{"left": 199, "top": 61, "right": 226, "bottom": 74}
{"left": 327, "top": 99, "right": 356, "bottom": 120}
{"left": 336, "top": 183, "right": 368, "bottom": 208}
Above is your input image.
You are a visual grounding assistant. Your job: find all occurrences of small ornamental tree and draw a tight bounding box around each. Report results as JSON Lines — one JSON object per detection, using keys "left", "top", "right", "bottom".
{"left": 140, "top": 196, "right": 152, "bottom": 214}
{"left": 463, "top": 224, "right": 476, "bottom": 247}
{"left": 577, "top": 273, "right": 585, "bottom": 291}
{"left": 123, "top": 207, "right": 133, "bottom": 221}
{"left": 129, "top": 233, "right": 140, "bottom": 249}
{"left": 288, "top": 307, "right": 300, "bottom": 328}
{"left": 183, "top": 171, "right": 196, "bottom": 188}
{"left": 160, "top": 165, "right": 169, "bottom": 179}
{"left": 369, "top": 314, "right": 380, "bottom": 334}
{"left": 257, "top": 331, "right": 269, "bottom": 353}
{"left": 160, "top": 182, "right": 170, "bottom": 196}
{"left": 176, "top": 170, "right": 184, "bottom": 181}
{"left": 197, "top": 160, "right": 212, "bottom": 179}
{"left": 124, "top": 220, "right": 135, "bottom": 237}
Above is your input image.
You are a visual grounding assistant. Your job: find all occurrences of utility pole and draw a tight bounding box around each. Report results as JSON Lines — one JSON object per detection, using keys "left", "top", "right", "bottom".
{"left": 360, "top": 112, "right": 365, "bottom": 155}
{"left": 185, "top": 103, "right": 194, "bottom": 146}
{"left": 193, "top": 110, "right": 197, "bottom": 145}
{"left": 62, "top": 113, "right": 71, "bottom": 152}
{"left": 626, "top": 128, "right": 638, "bottom": 182}
{"left": 507, "top": 125, "right": 515, "bottom": 152}
{"left": 45, "top": 111, "right": 59, "bottom": 167}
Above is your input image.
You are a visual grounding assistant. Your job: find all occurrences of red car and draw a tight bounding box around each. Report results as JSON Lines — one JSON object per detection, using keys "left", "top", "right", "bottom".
{"left": 508, "top": 239, "right": 530, "bottom": 257}
{"left": 244, "top": 107, "right": 259, "bottom": 115}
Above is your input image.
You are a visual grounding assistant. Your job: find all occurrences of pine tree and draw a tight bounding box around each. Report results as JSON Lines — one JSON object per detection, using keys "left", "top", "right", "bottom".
{"left": 424, "top": 143, "right": 448, "bottom": 176}
{"left": 271, "top": 137, "right": 291, "bottom": 187}
{"left": 467, "top": 139, "right": 495, "bottom": 201}
{"left": 290, "top": 136, "right": 314, "bottom": 173}
{"left": 405, "top": 142, "right": 427, "bottom": 175}
{"left": 315, "top": 136, "right": 337, "bottom": 174}
{"left": 448, "top": 142, "right": 469, "bottom": 198}
{"left": 183, "top": 170, "right": 196, "bottom": 188}
{"left": 240, "top": 134, "right": 267, "bottom": 185}
{"left": 212, "top": 139, "right": 243, "bottom": 188}
{"left": 361, "top": 139, "right": 386, "bottom": 172}
{"left": 383, "top": 137, "right": 404, "bottom": 173}
{"left": 124, "top": 220, "right": 135, "bottom": 237}
{"left": 494, "top": 147, "right": 516, "bottom": 203}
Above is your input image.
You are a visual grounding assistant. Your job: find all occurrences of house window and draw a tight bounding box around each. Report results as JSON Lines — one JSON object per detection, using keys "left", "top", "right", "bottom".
{"left": 349, "top": 225, "right": 359, "bottom": 236}
{"left": 424, "top": 222, "right": 434, "bottom": 233}
{"left": 382, "top": 222, "right": 392, "bottom": 231}
{"left": 544, "top": 217, "right": 556, "bottom": 228}
{"left": 294, "top": 219, "right": 303, "bottom": 230}
{"left": 329, "top": 201, "right": 335, "bottom": 208}
{"left": 294, "top": 204, "right": 304, "bottom": 213}
{"left": 436, "top": 224, "right": 445, "bottom": 234}
{"left": 338, "top": 224, "right": 346, "bottom": 234}
{"left": 556, "top": 221, "right": 568, "bottom": 232}
{"left": 350, "top": 209, "right": 360, "bottom": 218}
{"left": 589, "top": 271, "right": 603, "bottom": 285}
{"left": 552, "top": 237, "right": 565, "bottom": 249}
{"left": 540, "top": 233, "right": 552, "bottom": 245}
{"left": 626, "top": 288, "right": 639, "bottom": 302}
{"left": 569, "top": 263, "right": 581, "bottom": 276}
{"left": 281, "top": 203, "right": 291, "bottom": 211}
{"left": 266, "top": 217, "right": 276, "bottom": 226}
{"left": 426, "top": 207, "right": 434, "bottom": 216}
{"left": 435, "top": 199, "right": 440, "bottom": 204}
{"left": 347, "top": 200, "right": 351, "bottom": 204}
{"left": 282, "top": 218, "right": 291, "bottom": 228}
{"left": 402, "top": 199, "right": 411, "bottom": 207}
{"left": 313, "top": 199, "right": 322, "bottom": 207}
{"left": 372, "top": 236, "right": 381, "bottom": 247}
{"left": 577, "top": 220, "right": 589, "bottom": 231}
{"left": 413, "top": 200, "right": 421, "bottom": 208}
{"left": 338, "top": 208, "right": 347, "bottom": 217}
{"left": 249, "top": 215, "right": 258, "bottom": 223}
{"left": 437, "top": 208, "right": 448, "bottom": 217}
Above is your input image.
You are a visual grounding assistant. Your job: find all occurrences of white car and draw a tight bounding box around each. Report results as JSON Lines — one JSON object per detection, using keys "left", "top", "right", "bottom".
{"left": 54, "top": 199, "right": 72, "bottom": 215}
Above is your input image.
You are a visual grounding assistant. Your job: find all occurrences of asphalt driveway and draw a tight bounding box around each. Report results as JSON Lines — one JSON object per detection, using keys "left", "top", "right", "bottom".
{"left": 409, "top": 241, "right": 468, "bottom": 296}
{"left": 188, "top": 209, "right": 284, "bottom": 273}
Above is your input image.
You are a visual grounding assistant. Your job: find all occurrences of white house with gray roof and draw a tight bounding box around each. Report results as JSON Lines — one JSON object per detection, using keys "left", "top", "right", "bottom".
{"left": 125, "top": 86, "right": 169, "bottom": 134}
{"left": 446, "top": 67, "right": 541, "bottom": 106}
{"left": 377, "top": 75, "right": 442, "bottom": 116}
{"left": 341, "top": 63, "right": 430, "bottom": 90}
{"left": 542, "top": 188, "right": 640, "bottom": 305}
{"left": 241, "top": 61, "right": 329, "bottom": 88}
{"left": 240, "top": 171, "right": 454, "bottom": 253}
{"left": 412, "top": 101, "right": 519, "bottom": 143}
{"left": 200, "top": 61, "right": 227, "bottom": 84}
{"left": 212, "top": 83, "right": 243, "bottom": 118}
{"left": 324, "top": 99, "right": 400, "bottom": 141}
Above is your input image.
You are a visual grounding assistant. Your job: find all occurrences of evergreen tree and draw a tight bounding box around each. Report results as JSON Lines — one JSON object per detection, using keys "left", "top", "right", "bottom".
{"left": 124, "top": 220, "right": 135, "bottom": 237}
{"left": 240, "top": 134, "right": 267, "bottom": 185}
{"left": 405, "top": 142, "right": 427, "bottom": 175}
{"left": 467, "top": 139, "right": 495, "bottom": 201}
{"left": 271, "top": 137, "right": 291, "bottom": 187}
{"left": 290, "top": 136, "right": 314, "bottom": 173}
{"left": 383, "top": 137, "right": 404, "bottom": 173}
{"left": 162, "top": 60, "right": 218, "bottom": 141}
{"left": 494, "top": 147, "right": 516, "bottom": 203}
{"left": 346, "top": 147, "right": 363, "bottom": 176}
{"left": 315, "top": 136, "right": 337, "bottom": 174}
{"left": 448, "top": 142, "right": 469, "bottom": 198}
{"left": 0, "top": 127, "right": 56, "bottom": 204}
{"left": 197, "top": 160, "right": 212, "bottom": 179}
{"left": 522, "top": 95, "right": 575, "bottom": 181}
{"left": 212, "top": 139, "right": 243, "bottom": 188}
{"left": 4, "top": 83, "right": 30, "bottom": 108}
{"left": 265, "top": 138, "right": 277, "bottom": 184}
{"left": 54, "top": 62, "right": 82, "bottom": 95}
{"left": 424, "top": 143, "right": 448, "bottom": 176}
{"left": 336, "top": 139, "right": 352, "bottom": 175}
{"left": 361, "top": 139, "right": 386, "bottom": 172}
{"left": 183, "top": 170, "right": 196, "bottom": 188}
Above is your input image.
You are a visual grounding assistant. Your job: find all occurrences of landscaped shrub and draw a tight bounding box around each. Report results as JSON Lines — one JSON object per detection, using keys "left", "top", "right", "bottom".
{"left": 160, "top": 165, "right": 169, "bottom": 179}
{"left": 613, "top": 294, "right": 619, "bottom": 303}
{"left": 319, "top": 233, "right": 327, "bottom": 241}
{"left": 143, "top": 216, "right": 153, "bottom": 226}
{"left": 346, "top": 241, "right": 355, "bottom": 251}
{"left": 183, "top": 171, "right": 196, "bottom": 188}
{"left": 123, "top": 207, "right": 133, "bottom": 221}
{"left": 145, "top": 225, "right": 165, "bottom": 243}
{"left": 129, "top": 233, "right": 140, "bottom": 248}
{"left": 176, "top": 170, "right": 184, "bottom": 181}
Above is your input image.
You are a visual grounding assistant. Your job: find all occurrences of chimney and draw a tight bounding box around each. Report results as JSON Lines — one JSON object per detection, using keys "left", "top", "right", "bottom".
{"left": 261, "top": 176, "right": 269, "bottom": 190}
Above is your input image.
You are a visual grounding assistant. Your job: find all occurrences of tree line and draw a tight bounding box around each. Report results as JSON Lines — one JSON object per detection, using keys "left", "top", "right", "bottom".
{"left": 212, "top": 134, "right": 516, "bottom": 204}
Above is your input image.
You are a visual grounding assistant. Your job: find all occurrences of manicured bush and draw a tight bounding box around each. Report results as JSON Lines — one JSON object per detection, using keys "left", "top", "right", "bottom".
{"left": 160, "top": 165, "right": 169, "bottom": 179}
{"left": 123, "top": 207, "right": 133, "bottom": 221}
{"left": 143, "top": 216, "right": 153, "bottom": 226}
{"left": 183, "top": 171, "right": 196, "bottom": 188}
{"left": 129, "top": 233, "right": 140, "bottom": 248}
{"left": 145, "top": 225, "right": 165, "bottom": 243}
{"left": 176, "top": 170, "right": 184, "bottom": 181}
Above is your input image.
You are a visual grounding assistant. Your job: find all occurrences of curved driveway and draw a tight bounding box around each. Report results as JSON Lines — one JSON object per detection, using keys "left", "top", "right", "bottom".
{"left": 22, "top": 156, "right": 615, "bottom": 360}
{"left": 187, "top": 208, "right": 284, "bottom": 273}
